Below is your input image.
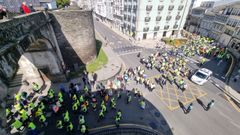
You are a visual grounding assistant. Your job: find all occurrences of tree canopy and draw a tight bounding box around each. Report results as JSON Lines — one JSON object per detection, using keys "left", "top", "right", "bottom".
{"left": 56, "top": 0, "right": 70, "bottom": 8}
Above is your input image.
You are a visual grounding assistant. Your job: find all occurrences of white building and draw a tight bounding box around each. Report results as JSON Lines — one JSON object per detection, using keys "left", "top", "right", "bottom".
{"left": 95, "top": 0, "right": 114, "bottom": 24}
{"left": 122, "top": 0, "right": 191, "bottom": 40}
{"left": 113, "top": 0, "right": 124, "bottom": 31}
{"left": 76, "top": 0, "right": 94, "bottom": 10}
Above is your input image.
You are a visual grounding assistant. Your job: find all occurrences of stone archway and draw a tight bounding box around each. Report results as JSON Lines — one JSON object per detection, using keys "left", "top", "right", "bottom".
{"left": 17, "top": 38, "right": 65, "bottom": 84}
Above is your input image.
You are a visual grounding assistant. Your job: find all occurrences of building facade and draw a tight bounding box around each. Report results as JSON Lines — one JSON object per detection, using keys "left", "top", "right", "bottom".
{"left": 95, "top": 0, "right": 114, "bottom": 25}
{"left": 113, "top": 0, "right": 124, "bottom": 31}
{"left": 196, "top": 2, "right": 240, "bottom": 58}
{"left": 123, "top": 0, "right": 191, "bottom": 40}
{"left": 77, "top": 0, "right": 94, "bottom": 10}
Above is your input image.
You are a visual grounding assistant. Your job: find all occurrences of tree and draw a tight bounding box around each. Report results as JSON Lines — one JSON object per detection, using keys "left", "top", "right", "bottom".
{"left": 56, "top": 0, "right": 70, "bottom": 8}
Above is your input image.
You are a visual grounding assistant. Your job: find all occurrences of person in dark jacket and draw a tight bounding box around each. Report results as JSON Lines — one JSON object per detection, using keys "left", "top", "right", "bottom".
{"left": 0, "top": 5, "right": 7, "bottom": 20}
{"left": 29, "top": 4, "right": 36, "bottom": 12}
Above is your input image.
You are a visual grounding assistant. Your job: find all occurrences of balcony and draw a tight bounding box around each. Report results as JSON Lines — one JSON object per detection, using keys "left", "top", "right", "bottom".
{"left": 154, "top": 26, "right": 160, "bottom": 31}
{"left": 166, "top": 16, "right": 172, "bottom": 21}
{"left": 158, "top": 5, "right": 164, "bottom": 11}
{"left": 178, "top": 5, "right": 184, "bottom": 10}
{"left": 146, "top": 5, "right": 153, "bottom": 11}
{"left": 164, "top": 25, "right": 170, "bottom": 30}
{"left": 173, "top": 24, "right": 178, "bottom": 29}
{"left": 143, "top": 27, "right": 149, "bottom": 32}
{"left": 145, "top": 17, "right": 151, "bottom": 22}
{"left": 156, "top": 16, "right": 161, "bottom": 21}
{"left": 168, "top": 5, "right": 174, "bottom": 11}
{"left": 175, "top": 15, "right": 181, "bottom": 20}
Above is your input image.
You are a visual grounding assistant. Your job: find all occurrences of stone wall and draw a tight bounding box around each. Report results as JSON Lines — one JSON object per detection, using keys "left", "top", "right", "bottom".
{"left": 0, "top": 12, "right": 48, "bottom": 83}
{"left": 50, "top": 9, "right": 97, "bottom": 71}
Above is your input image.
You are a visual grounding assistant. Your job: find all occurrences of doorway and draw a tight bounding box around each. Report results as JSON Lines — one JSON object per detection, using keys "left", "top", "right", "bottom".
{"left": 143, "top": 33, "right": 147, "bottom": 39}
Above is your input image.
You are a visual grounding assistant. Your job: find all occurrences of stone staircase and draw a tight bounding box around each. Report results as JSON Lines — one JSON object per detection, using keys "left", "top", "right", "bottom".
{"left": 8, "top": 67, "right": 24, "bottom": 88}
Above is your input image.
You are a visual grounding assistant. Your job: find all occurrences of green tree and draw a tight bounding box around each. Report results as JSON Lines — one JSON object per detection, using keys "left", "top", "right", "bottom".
{"left": 56, "top": 0, "right": 70, "bottom": 8}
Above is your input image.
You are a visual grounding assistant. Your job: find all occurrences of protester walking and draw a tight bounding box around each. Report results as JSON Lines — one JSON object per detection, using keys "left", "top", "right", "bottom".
{"left": 20, "top": 2, "right": 31, "bottom": 14}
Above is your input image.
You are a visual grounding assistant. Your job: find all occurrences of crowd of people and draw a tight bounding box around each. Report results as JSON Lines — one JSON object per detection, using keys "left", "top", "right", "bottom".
{"left": 0, "top": 1, "right": 38, "bottom": 20}
{"left": 5, "top": 35, "right": 227, "bottom": 134}
{"left": 6, "top": 70, "right": 147, "bottom": 135}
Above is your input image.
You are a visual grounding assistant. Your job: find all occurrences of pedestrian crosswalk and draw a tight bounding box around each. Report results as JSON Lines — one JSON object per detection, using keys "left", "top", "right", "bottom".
{"left": 111, "top": 45, "right": 144, "bottom": 56}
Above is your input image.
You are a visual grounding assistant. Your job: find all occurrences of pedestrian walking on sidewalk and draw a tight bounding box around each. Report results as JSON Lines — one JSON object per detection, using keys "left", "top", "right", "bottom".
{"left": 206, "top": 100, "right": 214, "bottom": 111}
{"left": 185, "top": 103, "right": 193, "bottom": 114}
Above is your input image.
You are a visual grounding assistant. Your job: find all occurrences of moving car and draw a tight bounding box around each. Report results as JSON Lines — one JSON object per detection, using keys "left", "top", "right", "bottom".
{"left": 191, "top": 68, "right": 212, "bottom": 85}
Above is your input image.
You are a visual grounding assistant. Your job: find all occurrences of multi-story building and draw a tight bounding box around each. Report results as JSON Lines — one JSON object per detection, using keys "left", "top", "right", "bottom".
{"left": 113, "top": 0, "right": 124, "bottom": 31}
{"left": 123, "top": 0, "right": 191, "bottom": 40}
{"left": 95, "top": 0, "right": 114, "bottom": 25}
{"left": 197, "top": 2, "right": 240, "bottom": 58}
{"left": 0, "top": 0, "right": 57, "bottom": 12}
{"left": 77, "top": 0, "right": 94, "bottom": 10}
{"left": 185, "top": 1, "right": 215, "bottom": 33}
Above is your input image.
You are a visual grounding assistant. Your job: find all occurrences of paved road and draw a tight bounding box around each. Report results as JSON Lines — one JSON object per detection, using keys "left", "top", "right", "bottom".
{"left": 94, "top": 20, "right": 145, "bottom": 56}
{"left": 95, "top": 20, "right": 240, "bottom": 135}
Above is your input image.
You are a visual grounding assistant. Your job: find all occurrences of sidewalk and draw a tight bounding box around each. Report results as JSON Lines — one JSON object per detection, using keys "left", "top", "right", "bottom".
{"left": 93, "top": 31, "right": 126, "bottom": 82}
{"left": 225, "top": 65, "right": 240, "bottom": 107}
{"left": 98, "top": 20, "right": 167, "bottom": 49}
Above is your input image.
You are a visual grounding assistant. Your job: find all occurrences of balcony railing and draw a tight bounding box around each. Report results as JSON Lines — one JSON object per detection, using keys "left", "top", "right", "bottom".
{"left": 168, "top": 5, "right": 174, "bottom": 10}
{"left": 164, "top": 25, "right": 170, "bottom": 30}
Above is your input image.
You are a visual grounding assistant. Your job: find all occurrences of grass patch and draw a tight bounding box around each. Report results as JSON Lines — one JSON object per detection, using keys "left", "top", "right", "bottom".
{"left": 162, "top": 38, "right": 187, "bottom": 47}
{"left": 86, "top": 40, "right": 108, "bottom": 73}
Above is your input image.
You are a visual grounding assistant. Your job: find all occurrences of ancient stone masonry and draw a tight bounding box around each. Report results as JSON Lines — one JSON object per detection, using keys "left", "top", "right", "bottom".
{"left": 50, "top": 9, "right": 97, "bottom": 71}
{"left": 0, "top": 8, "right": 97, "bottom": 85}
{"left": 0, "top": 12, "right": 63, "bottom": 84}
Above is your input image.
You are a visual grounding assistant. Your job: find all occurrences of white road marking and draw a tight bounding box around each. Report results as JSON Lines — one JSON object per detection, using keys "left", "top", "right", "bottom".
{"left": 118, "top": 51, "right": 142, "bottom": 56}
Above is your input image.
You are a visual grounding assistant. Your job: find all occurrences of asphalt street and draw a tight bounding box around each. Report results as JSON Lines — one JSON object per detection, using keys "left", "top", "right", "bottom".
{"left": 94, "top": 20, "right": 153, "bottom": 56}
{"left": 94, "top": 19, "right": 240, "bottom": 135}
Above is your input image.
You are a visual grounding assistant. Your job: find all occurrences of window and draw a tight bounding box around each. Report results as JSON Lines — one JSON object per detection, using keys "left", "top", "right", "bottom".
{"left": 175, "top": 15, "right": 181, "bottom": 20}
{"left": 164, "top": 25, "right": 170, "bottom": 30}
{"left": 146, "top": 5, "right": 152, "bottom": 11}
{"left": 143, "top": 27, "right": 149, "bottom": 32}
{"left": 178, "top": 5, "right": 184, "bottom": 10}
{"left": 145, "top": 17, "right": 151, "bottom": 22}
{"left": 173, "top": 24, "right": 178, "bottom": 28}
{"left": 154, "top": 26, "right": 160, "bottom": 31}
{"left": 166, "top": 16, "right": 172, "bottom": 21}
{"left": 168, "top": 5, "right": 174, "bottom": 10}
{"left": 158, "top": 5, "right": 164, "bottom": 11}
{"left": 156, "top": 16, "right": 162, "bottom": 21}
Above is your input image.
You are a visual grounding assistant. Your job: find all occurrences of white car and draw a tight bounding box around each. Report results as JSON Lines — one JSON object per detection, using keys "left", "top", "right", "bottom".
{"left": 191, "top": 68, "right": 212, "bottom": 85}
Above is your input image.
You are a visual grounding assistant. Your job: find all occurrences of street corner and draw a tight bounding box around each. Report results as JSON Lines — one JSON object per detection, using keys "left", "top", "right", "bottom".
{"left": 149, "top": 75, "right": 207, "bottom": 111}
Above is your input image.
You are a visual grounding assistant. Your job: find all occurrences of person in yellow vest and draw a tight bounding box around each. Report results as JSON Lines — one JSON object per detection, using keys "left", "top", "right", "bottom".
{"left": 35, "top": 107, "right": 43, "bottom": 117}
{"left": 63, "top": 111, "right": 70, "bottom": 123}
{"left": 39, "top": 102, "right": 45, "bottom": 110}
{"left": 15, "top": 93, "right": 21, "bottom": 102}
{"left": 11, "top": 119, "right": 23, "bottom": 130}
{"left": 39, "top": 114, "right": 47, "bottom": 127}
{"left": 56, "top": 120, "right": 63, "bottom": 129}
{"left": 72, "top": 102, "right": 78, "bottom": 113}
{"left": 32, "top": 82, "right": 40, "bottom": 93}
{"left": 6, "top": 108, "right": 12, "bottom": 119}
{"left": 140, "top": 99, "right": 146, "bottom": 110}
{"left": 28, "top": 121, "right": 37, "bottom": 134}
{"left": 81, "top": 103, "right": 87, "bottom": 113}
{"left": 72, "top": 94, "right": 77, "bottom": 101}
{"left": 20, "top": 109, "right": 29, "bottom": 122}
{"left": 80, "top": 124, "right": 87, "bottom": 134}
{"left": 67, "top": 122, "right": 73, "bottom": 132}
{"left": 14, "top": 103, "right": 22, "bottom": 111}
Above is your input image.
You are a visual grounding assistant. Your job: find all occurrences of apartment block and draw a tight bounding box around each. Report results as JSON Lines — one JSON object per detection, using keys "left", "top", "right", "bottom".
{"left": 123, "top": 0, "right": 191, "bottom": 40}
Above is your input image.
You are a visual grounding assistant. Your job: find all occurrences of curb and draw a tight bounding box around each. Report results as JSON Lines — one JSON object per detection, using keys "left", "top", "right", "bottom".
{"left": 95, "top": 31, "right": 126, "bottom": 83}
{"left": 88, "top": 123, "right": 163, "bottom": 135}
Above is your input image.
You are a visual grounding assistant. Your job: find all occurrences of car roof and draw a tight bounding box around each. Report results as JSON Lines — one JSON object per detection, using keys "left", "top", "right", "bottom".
{"left": 198, "top": 68, "right": 212, "bottom": 75}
